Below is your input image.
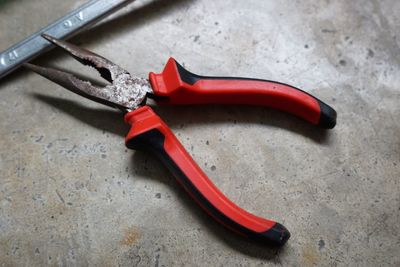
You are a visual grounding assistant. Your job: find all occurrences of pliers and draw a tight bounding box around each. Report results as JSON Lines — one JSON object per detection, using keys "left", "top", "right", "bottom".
{"left": 25, "top": 34, "right": 337, "bottom": 246}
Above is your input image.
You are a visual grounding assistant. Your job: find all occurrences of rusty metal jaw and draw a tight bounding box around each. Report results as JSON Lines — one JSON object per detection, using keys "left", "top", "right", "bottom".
{"left": 24, "top": 34, "right": 153, "bottom": 111}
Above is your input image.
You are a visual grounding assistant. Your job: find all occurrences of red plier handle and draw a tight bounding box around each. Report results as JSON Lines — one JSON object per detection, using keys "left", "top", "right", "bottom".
{"left": 125, "top": 107, "right": 290, "bottom": 246}
{"left": 149, "top": 58, "right": 336, "bottom": 129}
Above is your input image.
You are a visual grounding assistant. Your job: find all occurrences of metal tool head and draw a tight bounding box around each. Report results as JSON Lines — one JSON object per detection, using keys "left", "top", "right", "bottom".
{"left": 24, "top": 34, "right": 152, "bottom": 111}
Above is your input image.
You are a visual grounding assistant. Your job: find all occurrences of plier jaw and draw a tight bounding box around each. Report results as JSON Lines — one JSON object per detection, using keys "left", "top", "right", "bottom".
{"left": 25, "top": 35, "right": 338, "bottom": 246}
{"left": 24, "top": 34, "right": 153, "bottom": 112}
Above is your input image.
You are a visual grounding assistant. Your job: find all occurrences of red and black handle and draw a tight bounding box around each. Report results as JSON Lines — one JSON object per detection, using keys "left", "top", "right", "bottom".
{"left": 149, "top": 58, "right": 336, "bottom": 129}
{"left": 125, "top": 106, "right": 290, "bottom": 246}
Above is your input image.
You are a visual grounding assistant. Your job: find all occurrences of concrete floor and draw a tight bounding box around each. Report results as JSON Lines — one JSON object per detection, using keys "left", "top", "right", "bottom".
{"left": 1, "top": 0, "right": 399, "bottom": 266}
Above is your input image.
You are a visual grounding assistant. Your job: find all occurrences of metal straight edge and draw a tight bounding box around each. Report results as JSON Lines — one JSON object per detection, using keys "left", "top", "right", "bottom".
{"left": 0, "top": 0, "right": 135, "bottom": 80}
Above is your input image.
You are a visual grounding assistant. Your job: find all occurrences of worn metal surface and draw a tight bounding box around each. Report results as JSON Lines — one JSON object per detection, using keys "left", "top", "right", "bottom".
{"left": 25, "top": 35, "right": 152, "bottom": 111}
{"left": 0, "top": 0, "right": 399, "bottom": 266}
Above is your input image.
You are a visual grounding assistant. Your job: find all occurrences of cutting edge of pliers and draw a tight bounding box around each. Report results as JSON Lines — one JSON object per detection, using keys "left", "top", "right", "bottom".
{"left": 24, "top": 34, "right": 338, "bottom": 246}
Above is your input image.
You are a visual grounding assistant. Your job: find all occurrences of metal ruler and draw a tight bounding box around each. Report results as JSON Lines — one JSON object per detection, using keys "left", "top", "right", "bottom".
{"left": 0, "top": 0, "right": 135, "bottom": 79}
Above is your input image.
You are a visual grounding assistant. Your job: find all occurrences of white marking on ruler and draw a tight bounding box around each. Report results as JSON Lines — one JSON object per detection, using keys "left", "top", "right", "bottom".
{"left": 76, "top": 11, "right": 84, "bottom": 21}
{"left": 8, "top": 50, "right": 19, "bottom": 62}
{"left": 63, "top": 20, "right": 73, "bottom": 28}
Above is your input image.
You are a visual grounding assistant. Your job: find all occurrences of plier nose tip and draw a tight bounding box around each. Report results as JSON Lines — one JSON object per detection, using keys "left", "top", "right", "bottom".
{"left": 23, "top": 62, "right": 127, "bottom": 110}
{"left": 42, "top": 34, "right": 128, "bottom": 84}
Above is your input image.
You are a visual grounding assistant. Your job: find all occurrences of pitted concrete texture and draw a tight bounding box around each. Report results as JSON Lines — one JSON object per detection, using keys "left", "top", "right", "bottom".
{"left": 1, "top": 0, "right": 399, "bottom": 266}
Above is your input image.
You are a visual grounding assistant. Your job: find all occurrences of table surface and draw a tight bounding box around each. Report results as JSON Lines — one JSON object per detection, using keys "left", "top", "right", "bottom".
{"left": 1, "top": 0, "right": 399, "bottom": 266}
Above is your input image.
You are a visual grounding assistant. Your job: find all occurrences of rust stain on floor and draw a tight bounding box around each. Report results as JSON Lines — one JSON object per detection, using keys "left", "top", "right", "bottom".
{"left": 120, "top": 227, "right": 141, "bottom": 246}
{"left": 302, "top": 244, "right": 320, "bottom": 266}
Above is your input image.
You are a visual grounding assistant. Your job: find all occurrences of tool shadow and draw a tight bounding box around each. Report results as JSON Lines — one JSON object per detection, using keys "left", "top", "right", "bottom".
{"left": 33, "top": 94, "right": 334, "bottom": 258}
{"left": 33, "top": 94, "right": 333, "bottom": 143}
{"left": 131, "top": 150, "right": 290, "bottom": 260}
{"left": 153, "top": 105, "right": 333, "bottom": 144}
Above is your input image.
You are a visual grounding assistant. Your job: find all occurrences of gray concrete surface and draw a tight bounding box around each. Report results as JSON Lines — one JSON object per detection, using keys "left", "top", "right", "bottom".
{"left": 1, "top": 0, "right": 399, "bottom": 266}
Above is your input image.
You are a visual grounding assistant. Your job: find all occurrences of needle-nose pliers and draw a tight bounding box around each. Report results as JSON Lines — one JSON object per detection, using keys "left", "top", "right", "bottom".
{"left": 25, "top": 34, "right": 336, "bottom": 246}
